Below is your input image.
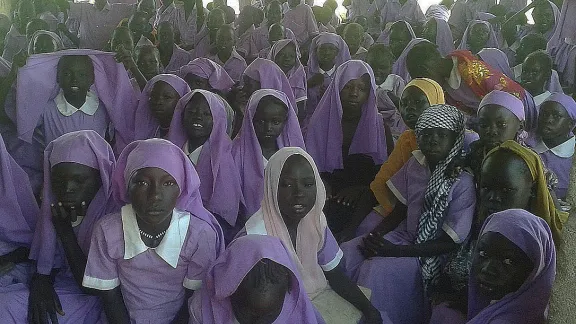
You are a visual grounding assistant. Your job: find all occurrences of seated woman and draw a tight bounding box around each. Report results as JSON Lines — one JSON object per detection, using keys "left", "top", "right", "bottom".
{"left": 156, "top": 21, "right": 192, "bottom": 75}
{"left": 239, "top": 147, "right": 384, "bottom": 324}
{"left": 421, "top": 17, "right": 454, "bottom": 56}
{"left": 83, "top": 138, "right": 224, "bottom": 323}
{"left": 232, "top": 89, "right": 304, "bottom": 217}
{"left": 467, "top": 209, "right": 555, "bottom": 323}
{"left": 133, "top": 74, "right": 191, "bottom": 140}
{"left": 305, "top": 60, "right": 387, "bottom": 234}
{"left": 341, "top": 105, "right": 476, "bottom": 324}
{"left": 179, "top": 58, "right": 235, "bottom": 95}
{"left": 167, "top": 90, "right": 244, "bottom": 242}
{"left": 457, "top": 20, "right": 498, "bottom": 54}
{"left": 189, "top": 235, "right": 321, "bottom": 324}
{"left": 0, "top": 130, "right": 117, "bottom": 323}
{"left": 528, "top": 93, "right": 576, "bottom": 201}
{"left": 27, "top": 30, "right": 65, "bottom": 55}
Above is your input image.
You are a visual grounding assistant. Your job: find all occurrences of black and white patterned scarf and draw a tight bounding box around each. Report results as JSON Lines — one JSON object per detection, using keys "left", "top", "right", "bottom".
{"left": 414, "top": 104, "right": 465, "bottom": 292}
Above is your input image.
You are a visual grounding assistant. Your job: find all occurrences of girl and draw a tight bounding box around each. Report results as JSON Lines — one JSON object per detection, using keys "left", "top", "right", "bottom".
{"left": 305, "top": 60, "right": 387, "bottom": 233}
{"left": 189, "top": 235, "right": 320, "bottom": 324}
{"left": 179, "top": 58, "right": 235, "bottom": 94}
{"left": 457, "top": 20, "right": 498, "bottom": 54}
{"left": 27, "top": 30, "right": 65, "bottom": 55}
{"left": 208, "top": 25, "right": 247, "bottom": 83}
{"left": 250, "top": 1, "right": 296, "bottom": 58}
{"left": 341, "top": 105, "right": 476, "bottom": 324}
{"left": 0, "top": 130, "right": 117, "bottom": 323}
{"left": 268, "top": 39, "right": 308, "bottom": 115}
{"left": 83, "top": 138, "right": 224, "bottom": 323}
{"left": 390, "top": 37, "right": 429, "bottom": 82}
{"left": 167, "top": 90, "right": 244, "bottom": 242}
{"left": 133, "top": 74, "right": 191, "bottom": 140}
{"left": 232, "top": 89, "right": 304, "bottom": 218}
{"left": 240, "top": 147, "right": 384, "bottom": 324}
{"left": 528, "top": 93, "right": 576, "bottom": 200}
{"left": 193, "top": 8, "right": 226, "bottom": 60}
{"left": 422, "top": 17, "right": 454, "bottom": 56}
{"left": 468, "top": 209, "right": 555, "bottom": 323}
{"left": 376, "top": 20, "right": 416, "bottom": 58}
{"left": 156, "top": 21, "right": 192, "bottom": 75}
{"left": 520, "top": 50, "right": 554, "bottom": 106}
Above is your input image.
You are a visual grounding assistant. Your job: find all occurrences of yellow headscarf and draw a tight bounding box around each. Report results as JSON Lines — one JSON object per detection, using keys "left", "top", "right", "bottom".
{"left": 404, "top": 77, "right": 445, "bottom": 106}
{"left": 484, "top": 140, "right": 568, "bottom": 243}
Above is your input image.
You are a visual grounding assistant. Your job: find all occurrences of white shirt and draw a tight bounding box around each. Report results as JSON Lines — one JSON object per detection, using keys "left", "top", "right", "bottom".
{"left": 183, "top": 142, "right": 203, "bottom": 165}
{"left": 447, "top": 57, "right": 462, "bottom": 90}
{"left": 319, "top": 66, "right": 336, "bottom": 77}
{"left": 534, "top": 91, "right": 552, "bottom": 107}
{"left": 532, "top": 136, "right": 575, "bottom": 158}
{"left": 54, "top": 89, "right": 99, "bottom": 117}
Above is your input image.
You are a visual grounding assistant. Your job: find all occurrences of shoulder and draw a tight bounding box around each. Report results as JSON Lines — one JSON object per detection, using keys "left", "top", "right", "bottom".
{"left": 96, "top": 212, "right": 123, "bottom": 232}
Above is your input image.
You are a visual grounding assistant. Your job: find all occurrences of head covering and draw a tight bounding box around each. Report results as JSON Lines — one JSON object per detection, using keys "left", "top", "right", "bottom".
{"left": 197, "top": 235, "right": 320, "bottom": 324}
{"left": 256, "top": 147, "right": 329, "bottom": 297}
{"left": 167, "top": 90, "right": 244, "bottom": 226}
{"left": 414, "top": 104, "right": 465, "bottom": 290}
{"left": 542, "top": 92, "right": 576, "bottom": 122}
{"left": 547, "top": 0, "right": 575, "bottom": 66}
{"left": 431, "top": 17, "right": 455, "bottom": 56}
{"left": 307, "top": 32, "right": 351, "bottom": 75}
{"left": 305, "top": 60, "right": 387, "bottom": 173}
{"left": 479, "top": 90, "right": 525, "bottom": 121}
{"left": 477, "top": 48, "right": 514, "bottom": 79}
{"left": 29, "top": 130, "right": 117, "bottom": 275}
{"left": 15, "top": 49, "right": 137, "bottom": 153}
{"left": 376, "top": 20, "right": 417, "bottom": 45}
{"left": 232, "top": 89, "right": 304, "bottom": 217}
{"left": 484, "top": 140, "right": 568, "bottom": 242}
{"left": 133, "top": 74, "right": 191, "bottom": 140}
{"left": 468, "top": 209, "right": 556, "bottom": 323}
{"left": 27, "top": 30, "right": 65, "bottom": 55}
{"left": 392, "top": 38, "right": 432, "bottom": 82}
{"left": 112, "top": 138, "right": 224, "bottom": 250}
{"left": 268, "top": 39, "right": 307, "bottom": 104}
{"left": 0, "top": 133, "right": 38, "bottom": 250}
{"left": 179, "top": 58, "right": 235, "bottom": 93}
{"left": 243, "top": 58, "right": 297, "bottom": 111}
{"left": 403, "top": 78, "right": 445, "bottom": 105}
{"left": 457, "top": 20, "right": 499, "bottom": 50}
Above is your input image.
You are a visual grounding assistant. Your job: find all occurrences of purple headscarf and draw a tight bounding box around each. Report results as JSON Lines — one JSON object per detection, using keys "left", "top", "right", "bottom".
{"left": 0, "top": 133, "right": 38, "bottom": 249}
{"left": 15, "top": 49, "right": 137, "bottom": 153}
{"left": 232, "top": 89, "right": 305, "bottom": 217}
{"left": 392, "top": 38, "right": 430, "bottom": 82}
{"left": 307, "top": 33, "right": 351, "bottom": 75}
{"left": 112, "top": 138, "right": 224, "bottom": 251}
{"left": 376, "top": 20, "right": 416, "bottom": 45}
{"left": 167, "top": 90, "right": 244, "bottom": 227}
{"left": 195, "top": 235, "right": 320, "bottom": 324}
{"left": 179, "top": 58, "right": 235, "bottom": 92}
{"left": 478, "top": 48, "right": 514, "bottom": 78}
{"left": 133, "top": 74, "right": 191, "bottom": 140}
{"left": 305, "top": 60, "right": 388, "bottom": 173}
{"left": 542, "top": 92, "right": 576, "bottom": 122}
{"left": 431, "top": 17, "right": 455, "bottom": 56}
{"left": 267, "top": 39, "right": 307, "bottom": 103}
{"left": 547, "top": 0, "right": 576, "bottom": 77}
{"left": 29, "top": 130, "right": 117, "bottom": 275}
{"left": 468, "top": 209, "right": 555, "bottom": 323}
{"left": 243, "top": 58, "right": 297, "bottom": 111}
{"left": 458, "top": 20, "right": 499, "bottom": 50}
{"left": 479, "top": 90, "right": 526, "bottom": 122}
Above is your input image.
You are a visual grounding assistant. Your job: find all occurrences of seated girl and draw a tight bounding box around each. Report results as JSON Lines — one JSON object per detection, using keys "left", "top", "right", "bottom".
{"left": 179, "top": 58, "right": 235, "bottom": 94}
{"left": 232, "top": 89, "right": 304, "bottom": 217}
{"left": 375, "top": 21, "right": 415, "bottom": 58}
{"left": 305, "top": 60, "right": 387, "bottom": 234}
{"left": 340, "top": 105, "right": 476, "bottom": 324}
{"left": 27, "top": 30, "right": 65, "bottom": 55}
{"left": 83, "top": 138, "right": 224, "bottom": 323}
{"left": 457, "top": 20, "right": 498, "bottom": 54}
{"left": 467, "top": 209, "right": 555, "bottom": 323}
{"left": 133, "top": 74, "right": 191, "bottom": 140}
{"left": 513, "top": 38, "right": 563, "bottom": 94}
{"left": 167, "top": 90, "right": 244, "bottom": 242}
{"left": 0, "top": 133, "right": 39, "bottom": 286}
{"left": 207, "top": 25, "right": 247, "bottom": 83}
{"left": 156, "top": 21, "right": 192, "bottom": 75}
{"left": 193, "top": 8, "right": 226, "bottom": 60}
{"left": 520, "top": 50, "right": 554, "bottom": 106}
{"left": 0, "top": 130, "right": 117, "bottom": 323}
{"left": 515, "top": 0, "right": 559, "bottom": 42}
{"left": 239, "top": 147, "right": 384, "bottom": 324}
{"left": 421, "top": 17, "right": 454, "bottom": 56}
{"left": 255, "top": 23, "right": 286, "bottom": 59}
{"left": 189, "top": 235, "right": 321, "bottom": 324}
{"left": 528, "top": 93, "right": 576, "bottom": 201}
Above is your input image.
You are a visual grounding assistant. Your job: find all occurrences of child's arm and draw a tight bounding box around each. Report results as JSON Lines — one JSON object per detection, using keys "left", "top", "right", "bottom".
{"left": 101, "top": 287, "right": 130, "bottom": 324}
{"left": 28, "top": 271, "right": 64, "bottom": 324}
{"left": 361, "top": 232, "right": 458, "bottom": 258}
{"left": 115, "top": 45, "right": 147, "bottom": 90}
{"left": 171, "top": 289, "right": 194, "bottom": 324}
{"left": 0, "top": 51, "right": 25, "bottom": 123}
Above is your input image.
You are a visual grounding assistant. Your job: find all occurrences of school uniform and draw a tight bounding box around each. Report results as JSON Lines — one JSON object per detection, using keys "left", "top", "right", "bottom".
{"left": 282, "top": 4, "right": 319, "bottom": 45}
{"left": 162, "top": 44, "right": 192, "bottom": 74}
{"left": 208, "top": 49, "right": 247, "bottom": 83}
{"left": 2, "top": 25, "right": 27, "bottom": 62}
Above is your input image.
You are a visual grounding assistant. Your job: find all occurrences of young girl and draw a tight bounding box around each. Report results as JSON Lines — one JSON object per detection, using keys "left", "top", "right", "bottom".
{"left": 0, "top": 130, "right": 117, "bottom": 323}
{"left": 240, "top": 147, "right": 384, "bottom": 323}
{"left": 133, "top": 74, "right": 191, "bottom": 140}
{"left": 343, "top": 23, "right": 367, "bottom": 61}
{"left": 179, "top": 58, "right": 235, "bottom": 94}
{"left": 268, "top": 39, "right": 307, "bottom": 115}
{"left": 208, "top": 25, "right": 247, "bottom": 83}
{"left": 167, "top": 90, "right": 244, "bottom": 242}
{"left": 422, "top": 17, "right": 454, "bottom": 56}
{"left": 193, "top": 8, "right": 226, "bottom": 60}
{"left": 375, "top": 20, "right": 415, "bottom": 58}
{"left": 189, "top": 235, "right": 320, "bottom": 324}
{"left": 528, "top": 93, "right": 576, "bottom": 201}
{"left": 305, "top": 60, "right": 387, "bottom": 233}
{"left": 467, "top": 209, "right": 555, "bottom": 323}
{"left": 156, "top": 21, "right": 192, "bottom": 75}
{"left": 250, "top": 1, "right": 296, "bottom": 58}
{"left": 27, "top": 30, "right": 65, "bottom": 55}
{"left": 520, "top": 50, "right": 554, "bottom": 106}
{"left": 82, "top": 138, "right": 224, "bottom": 323}
{"left": 341, "top": 105, "right": 476, "bottom": 324}
{"left": 232, "top": 88, "right": 304, "bottom": 217}
{"left": 457, "top": 20, "right": 498, "bottom": 54}
{"left": 2, "top": 0, "right": 35, "bottom": 62}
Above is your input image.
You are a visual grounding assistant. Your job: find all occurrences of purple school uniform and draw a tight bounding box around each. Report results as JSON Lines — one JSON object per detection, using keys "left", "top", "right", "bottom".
{"left": 268, "top": 39, "right": 308, "bottom": 103}
{"left": 2, "top": 25, "right": 26, "bottom": 62}
{"left": 425, "top": 4, "right": 450, "bottom": 21}
{"left": 528, "top": 136, "right": 573, "bottom": 200}
{"left": 547, "top": 0, "right": 576, "bottom": 76}
{"left": 478, "top": 48, "right": 514, "bottom": 78}
{"left": 162, "top": 44, "right": 192, "bottom": 74}
{"left": 236, "top": 25, "right": 255, "bottom": 57}
{"left": 193, "top": 25, "right": 211, "bottom": 59}
{"left": 380, "top": 0, "right": 425, "bottom": 26}
{"left": 282, "top": 4, "right": 319, "bottom": 45}
{"left": 155, "top": 3, "right": 178, "bottom": 29}
{"left": 376, "top": 74, "right": 407, "bottom": 138}
{"left": 179, "top": 58, "right": 235, "bottom": 93}
{"left": 431, "top": 17, "right": 455, "bottom": 56}
{"left": 457, "top": 20, "right": 499, "bottom": 51}
{"left": 174, "top": 4, "right": 207, "bottom": 47}
{"left": 347, "top": 0, "right": 385, "bottom": 34}
{"left": 517, "top": 0, "right": 559, "bottom": 42}
{"left": 447, "top": 1, "right": 475, "bottom": 38}
{"left": 208, "top": 49, "right": 247, "bottom": 83}
{"left": 249, "top": 24, "right": 296, "bottom": 58}
{"left": 341, "top": 152, "right": 476, "bottom": 324}
{"left": 376, "top": 20, "right": 416, "bottom": 45}
{"left": 243, "top": 58, "right": 297, "bottom": 111}
{"left": 391, "top": 38, "right": 427, "bottom": 82}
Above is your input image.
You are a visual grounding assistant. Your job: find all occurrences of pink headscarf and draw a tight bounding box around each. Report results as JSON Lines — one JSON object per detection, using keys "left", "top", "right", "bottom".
{"left": 179, "top": 58, "right": 235, "bottom": 92}
{"left": 243, "top": 58, "right": 297, "bottom": 111}
{"left": 307, "top": 32, "right": 351, "bottom": 75}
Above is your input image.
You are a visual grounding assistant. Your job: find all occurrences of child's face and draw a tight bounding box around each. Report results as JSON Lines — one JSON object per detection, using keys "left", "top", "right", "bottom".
{"left": 33, "top": 34, "right": 57, "bottom": 54}
{"left": 129, "top": 167, "right": 180, "bottom": 225}
{"left": 183, "top": 94, "right": 214, "bottom": 140}
{"left": 268, "top": 25, "right": 284, "bottom": 45}
{"left": 137, "top": 0, "right": 156, "bottom": 20}
{"left": 477, "top": 104, "right": 522, "bottom": 149}
{"left": 521, "top": 57, "right": 549, "bottom": 95}
{"left": 467, "top": 23, "right": 490, "bottom": 53}
{"left": 422, "top": 19, "right": 437, "bottom": 43}
{"left": 343, "top": 27, "right": 362, "bottom": 52}
{"left": 252, "top": 97, "right": 288, "bottom": 144}
{"left": 416, "top": 127, "right": 457, "bottom": 167}
{"left": 317, "top": 43, "right": 339, "bottom": 67}
{"left": 242, "top": 75, "right": 261, "bottom": 98}
{"left": 515, "top": 36, "right": 541, "bottom": 64}
{"left": 129, "top": 15, "right": 150, "bottom": 40}
{"left": 111, "top": 30, "right": 134, "bottom": 52}
{"left": 389, "top": 24, "right": 412, "bottom": 58}
{"left": 533, "top": 3, "right": 554, "bottom": 34}
{"left": 472, "top": 231, "right": 534, "bottom": 301}
{"left": 57, "top": 56, "right": 95, "bottom": 96}
{"left": 157, "top": 23, "right": 175, "bottom": 47}
{"left": 184, "top": 74, "right": 210, "bottom": 91}
{"left": 51, "top": 162, "right": 101, "bottom": 211}
{"left": 137, "top": 51, "right": 160, "bottom": 80}
{"left": 274, "top": 43, "right": 297, "bottom": 74}
{"left": 367, "top": 56, "right": 392, "bottom": 85}
{"left": 399, "top": 86, "right": 430, "bottom": 129}
{"left": 207, "top": 12, "right": 225, "bottom": 31}
{"left": 354, "top": 16, "right": 368, "bottom": 31}
{"left": 340, "top": 76, "right": 370, "bottom": 120}
{"left": 215, "top": 28, "right": 235, "bottom": 52}
{"left": 149, "top": 81, "right": 181, "bottom": 128}
{"left": 537, "top": 101, "right": 573, "bottom": 142}
{"left": 277, "top": 155, "right": 317, "bottom": 225}
{"left": 266, "top": 3, "right": 282, "bottom": 24}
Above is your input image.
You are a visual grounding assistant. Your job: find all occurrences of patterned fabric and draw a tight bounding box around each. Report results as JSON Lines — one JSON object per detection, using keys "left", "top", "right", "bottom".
{"left": 414, "top": 104, "right": 465, "bottom": 291}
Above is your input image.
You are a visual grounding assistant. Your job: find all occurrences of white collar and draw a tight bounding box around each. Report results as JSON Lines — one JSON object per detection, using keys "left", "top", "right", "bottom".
{"left": 447, "top": 56, "right": 461, "bottom": 90}
{"left": 54, "top": 89, "right": 99, "bottom": 117}
{"left": 183, "top": 142, "right": 203, "bottom": 165}
{"left": 355, "top": 47, "right": 367, "bottom": 55}
{"left": 245, "top": 212, "right": 267, "bottom": 235}
{"left": 319, "top": 65, "right": 336, "bottom": 77}
{"left": 534, "top": 91, "right": 552, "bottom": 107}
{"left": 533, "top": 136, "right": 575, "bottom": 158}
{"left": 121, "top": 205, "right": 190, "bottom": 268}
{"left": 412, "top": 150, "right": 427, "bottom": 166}
{"left": 378, "top": 74, "right": 400, "bottom": 91}
{"left": 513, "top": 64, "right": 522, "bottom": 81}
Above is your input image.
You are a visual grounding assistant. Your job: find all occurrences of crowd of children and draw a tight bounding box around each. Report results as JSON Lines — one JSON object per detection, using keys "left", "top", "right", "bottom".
{"left": 0, "top": 0, "right": 574, "bottom": 322}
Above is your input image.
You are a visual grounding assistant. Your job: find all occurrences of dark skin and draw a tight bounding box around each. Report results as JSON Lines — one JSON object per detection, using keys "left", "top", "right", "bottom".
{"left": 406, "top": 45, "right": 454, "bottom": 87}
{"left": 110, "top": 27, "right": 134, "bottom": 53}
{"left": 268, "top": 24, "right": 284, "bottom": 45}
{"left": 137, "top": 0, "right": 156, "bottom": 22}
{"left": 467, "top": 23, "right": 490, "bottom": 55}
{"left": 17, "top": 1, "right": 36, "bottom": 34}
{"left": 32, "top": 34, "right": 58, "bottom": 54}
{"left": 252, "top": 97, "right": 288, "bottom": 159}
{"left": 389, "top": 22, "right": 413, "bottom": 59}
{"left": 231, "top": 271, "right": 288, "bottom": 324}
{"left": 184, "top": 74, "right": 210, "bottom": 91}
{"left": 521, "top": 56, "right": 551, "bottom": 97}
{"left": 532, "top": 1, "right": 555, "bottom": 35}
{"left": 422, "top": 19, "right": 437, "bottom": 43}
{"left": 157, "top": 22, "right": 175, "bottom": 68}
{"left": 266, "top": 1, "right": 283, "bottom": 26}
{"left": 399, "top": 86, "right": 431, "bottom": 130}
{"left": 128, "top": 12, "right": 151, "bottom": 46}
{"left": 29, "top": 163, "right": 102, "bottom": 324}
{"left": 308, "top": 44, "right": 339, "bottom": 89}
{"left": 273, "top": 42, "right": 307, "bottom": 120}
{"left": 183, "top": 93, "right": 214, "bottom": 152}
{"left": 57, "top": 56, "right": 95, "bottom": 110}
{"left": 537, "top": 101, "right": 574, "bottom": 149}
{"left": 136, "top": 48, "right": 161, "bottom": 82}
{"left": 242, "top": 75, "right": 262, "bottom": 99}
{"left": 215, "top": 27, "right": 234, "bottom": 63}
{"left": 343, "top": 23, "right": 364, "bottom": 56}
{"left": 114, "top": 45, "right": 152, "bottom": 90}
{"left": 149, "top": 81, "right": 181, "bottom": 129}
{"left": 477, "top": 104, "right": 523, "bottom": 150}
{"left": 278, "top": 155, "right": 382, "bottom": 324}
{"left": 26, "top": 19, "right": 49, "bottom": 41}
{"left": 514, "top": 34, "right": 547, "bottom": 65}
{"left": 206, "top": 10, "right": 226, "bottom": 44}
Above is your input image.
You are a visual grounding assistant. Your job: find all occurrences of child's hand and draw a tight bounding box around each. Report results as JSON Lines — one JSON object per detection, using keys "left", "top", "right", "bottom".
{"left": 331, "top": 185, "right": 368, "bottom": 207}
{"left": 114, "top": 45, "right": 136, "bottom": 70}
{"left": 363, "top": 308, "right": 383, "bottom": 324}
{"left": 359, "top": 234, "right": 398, "bottom": 258}
{"left": 28, "top": 274, "right": 64, "bottom": 324}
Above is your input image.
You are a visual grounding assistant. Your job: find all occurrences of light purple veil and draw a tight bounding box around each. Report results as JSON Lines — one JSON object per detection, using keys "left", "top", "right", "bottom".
{"left": 268, "top": 39, "right": 307, "bottom": 102}
{"left": 179, "top": 58, "right": 235, "bottom": 92}
{"left": 457, "top": 20, "right": 499, "bottom": 50}
{"left": 307, "top": 33, "right": 351, "bottom": 75}
{"left": 243, "top": 58, "right": 297, "bottom": 111}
